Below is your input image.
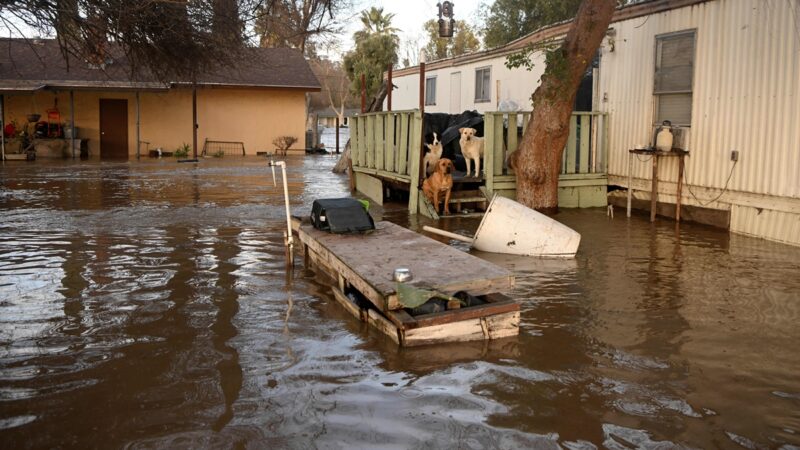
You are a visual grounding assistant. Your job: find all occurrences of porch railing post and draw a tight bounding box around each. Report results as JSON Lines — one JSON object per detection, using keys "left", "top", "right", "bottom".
{"left": 408, "top": 110, "right": 423, "bottom": 214}
{"left": 484, "top": 113, "right": 495, "bottom": 195}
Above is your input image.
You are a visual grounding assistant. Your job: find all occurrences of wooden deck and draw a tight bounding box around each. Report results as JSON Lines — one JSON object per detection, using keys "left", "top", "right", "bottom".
{"left": 349, "top": 110, "right": 609, "bottom": 217}
{"left": 295, "top": 220, "right": 520, "bottom": 346}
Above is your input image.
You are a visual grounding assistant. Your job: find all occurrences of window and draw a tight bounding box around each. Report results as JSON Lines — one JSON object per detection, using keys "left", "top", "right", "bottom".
{"left": 654, "top": 30, "right": 695, "bottom": 126}
{"left": 475, "top": 67, "right": 491, "bottom": 103}
{"left": 425, "top": 76, "right": 437, "bottom": 106}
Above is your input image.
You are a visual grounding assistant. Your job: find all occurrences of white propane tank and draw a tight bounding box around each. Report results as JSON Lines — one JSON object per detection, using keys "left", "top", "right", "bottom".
{"left": 656, "top": 120, "right": 673, "bottom": 152}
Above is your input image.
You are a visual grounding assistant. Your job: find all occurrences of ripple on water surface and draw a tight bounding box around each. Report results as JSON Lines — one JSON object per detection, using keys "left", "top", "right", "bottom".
{"left": 1, "top": 157, "right": 799, "bottom": 448}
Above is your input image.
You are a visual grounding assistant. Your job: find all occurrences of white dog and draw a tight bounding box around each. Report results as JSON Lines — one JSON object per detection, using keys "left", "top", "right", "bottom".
{"left": 423, "top": 132, "right": 443, "bottom": 176}
{"left": 459, "top": 127, "right": 485, "bottom": 178}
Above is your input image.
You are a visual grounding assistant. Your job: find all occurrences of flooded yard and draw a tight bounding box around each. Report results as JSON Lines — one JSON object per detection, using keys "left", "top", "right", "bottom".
{"left": 1, "top": 157, "right": 799, "bottom": 449}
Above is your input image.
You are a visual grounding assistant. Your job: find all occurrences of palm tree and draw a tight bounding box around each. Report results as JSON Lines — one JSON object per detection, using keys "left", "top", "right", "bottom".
{"left": 354, "top": 7, "right": 399, "bottom": 44}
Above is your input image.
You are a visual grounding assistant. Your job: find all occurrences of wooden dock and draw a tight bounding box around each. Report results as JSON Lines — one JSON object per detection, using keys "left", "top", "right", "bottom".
{"left": 294, "top": 220, "right": 520, "bottom": 347}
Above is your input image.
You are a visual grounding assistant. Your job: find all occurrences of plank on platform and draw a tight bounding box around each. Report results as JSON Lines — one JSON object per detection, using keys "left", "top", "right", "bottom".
{"left": 296, "top": 221, "right": 514, "bottom": 312}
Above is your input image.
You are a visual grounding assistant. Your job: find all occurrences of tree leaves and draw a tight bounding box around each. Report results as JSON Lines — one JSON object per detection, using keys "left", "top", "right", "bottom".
{"left": 422, "top": 19, "right": 480, "bottom": 61}
{"left": 342, "top": 7, "right": 398, "bottom": 100}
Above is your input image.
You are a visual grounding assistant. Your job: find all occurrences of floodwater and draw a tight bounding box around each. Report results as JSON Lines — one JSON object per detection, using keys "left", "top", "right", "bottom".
{"left": 1, "top": 157, "right": 799, "bottom": 449}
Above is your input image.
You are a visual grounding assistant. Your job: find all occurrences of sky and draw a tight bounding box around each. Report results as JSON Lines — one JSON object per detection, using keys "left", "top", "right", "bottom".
{"left": 329, "top": 0, "right": 487, "bottom": 60}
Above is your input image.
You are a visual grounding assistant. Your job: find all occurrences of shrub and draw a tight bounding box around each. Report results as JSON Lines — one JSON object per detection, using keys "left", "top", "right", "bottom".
{"left": 174, "top": 143, "right": 190, "bottom": 157}
{"left": 272, "top": 136, "right": 298, "bottom": 155}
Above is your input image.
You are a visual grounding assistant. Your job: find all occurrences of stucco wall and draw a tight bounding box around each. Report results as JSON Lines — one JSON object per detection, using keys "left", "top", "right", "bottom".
{"left": 4, "top": 87, "right": 308, "bottom": 157}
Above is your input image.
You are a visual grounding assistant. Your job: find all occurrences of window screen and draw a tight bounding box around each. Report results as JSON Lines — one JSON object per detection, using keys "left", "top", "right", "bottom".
{"left": 654, "top": 30, "right": 695, "bottom": 125}
{"left": 475, "top": 67, "right": 491, "bottom": 102}
{"left": 425, "top": 77, "right": 436, "bottom": 106}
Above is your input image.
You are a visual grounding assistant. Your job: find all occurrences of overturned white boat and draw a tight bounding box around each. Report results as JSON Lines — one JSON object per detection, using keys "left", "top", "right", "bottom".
{"left": 424, "top": 195, "right": 581, "bottom": 258}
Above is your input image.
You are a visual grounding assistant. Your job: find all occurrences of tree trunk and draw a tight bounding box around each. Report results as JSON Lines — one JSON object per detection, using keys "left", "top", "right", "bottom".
{"left": 366, "top": 79, "right": 390, "bottom": 112}
{"left": 510, "top": 0, "right": 616, "bottom": 212}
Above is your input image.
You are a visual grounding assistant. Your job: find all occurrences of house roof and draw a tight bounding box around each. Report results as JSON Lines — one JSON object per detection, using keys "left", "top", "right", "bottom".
{"left": 391, "top": 0, "right": 711, "bottom": 77}
{"left": 0, "top": 38, "right": 321, "bottom": 93}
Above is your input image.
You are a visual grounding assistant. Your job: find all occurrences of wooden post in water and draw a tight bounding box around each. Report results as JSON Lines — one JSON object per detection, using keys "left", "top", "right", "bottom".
{"left": 335, "top": 116, "right": 340, "bottom": 154}
{"left": 676, "top": 154, "right": 685, "bottom": 222}
{"left": 135, "top": 91, "right": 140, "bottom": 159}
{"left": 626, "top": 150, "right": 633, "bottom": 217}
{"left": 650, "top": 155, "right": 658, "bottom": 222}
{"left": 70, "top": 90, "right": 75, "bottom": 159}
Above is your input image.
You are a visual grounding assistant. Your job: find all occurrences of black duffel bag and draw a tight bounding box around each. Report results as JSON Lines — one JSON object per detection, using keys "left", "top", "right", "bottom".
{"left": 310, "top": 198, "right": 375, "bottom": 234}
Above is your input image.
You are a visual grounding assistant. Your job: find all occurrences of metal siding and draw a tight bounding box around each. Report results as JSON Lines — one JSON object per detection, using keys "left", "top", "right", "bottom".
{"left": 601, "top": 0, "right": 800, "bottom": 199}
{"left": 731, "top": 205, "right": 800, "bottom": 246}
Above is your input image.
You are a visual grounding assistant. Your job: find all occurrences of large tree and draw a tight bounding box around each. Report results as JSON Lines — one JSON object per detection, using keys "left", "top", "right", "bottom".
{"left": 255, "top": 0, "right": 348, "bottom": 56}
{"left": 308, "top": 58, "right": 355, "bottom": 124}
{"left": 508, "top": 0, "right": 617, "bottom": 211}
{"left": 482, "top": 0, "right": 583, "bottom": 48}
{"left": 0, "top": 0, "right": 261, "bottom": 80}
{"left": 0, "top": 0, "right": 350, "bottom": 79}
{"left": 342, "top": 7, "right": 398, "bottom": 101}
{"left": 422, "top": 19, "right": 480, "bottom": 61}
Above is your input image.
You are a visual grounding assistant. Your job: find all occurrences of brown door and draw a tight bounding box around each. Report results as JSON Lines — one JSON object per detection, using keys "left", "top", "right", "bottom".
{"left": 99, "top": 99, "right": 128, "bottom": 159}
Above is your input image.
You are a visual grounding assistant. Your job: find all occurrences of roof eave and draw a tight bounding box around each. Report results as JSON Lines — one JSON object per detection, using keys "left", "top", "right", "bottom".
{"left": 390, "top": 0, "right": 712, "bottom": 77}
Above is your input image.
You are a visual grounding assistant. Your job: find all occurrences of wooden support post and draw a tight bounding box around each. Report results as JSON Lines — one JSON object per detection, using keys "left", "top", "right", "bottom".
{"left": 387, "top": 64, "right": 393, "bottom": 112}
{"left": 348, "top": 157, "right": 355, "bottom": 192}
{"left": 676, "top": 154, "right": 685, "bottom": 222}
{"left": 626, "top": 150, "right": 632, "bottom": 217}
{"left": 417, "top": 57, "right": 426, "bottom": 191}
{"left": 135, "top": 91, "right": 140, "bottom": 159}
{"left": 192, "top": 86, "right": 198, "bottom": 158}
{"left": 335, "top": 116, "right": 340, "bottom": 154}
{"left": 650, "top": 154, "right": 658, "bottom": 222}
{"left": 408, "top": 111, "right": 423, "bottom": 214}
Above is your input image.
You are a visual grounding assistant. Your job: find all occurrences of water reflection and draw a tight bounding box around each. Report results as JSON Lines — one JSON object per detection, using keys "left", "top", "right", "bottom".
{"left": 1, "top": 157, "right": 799, "bottom": 448}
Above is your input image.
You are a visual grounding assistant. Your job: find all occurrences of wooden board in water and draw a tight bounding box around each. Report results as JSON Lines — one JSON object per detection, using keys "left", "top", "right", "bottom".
{"left": 297, "top": 221, "right": 515, "bottom": 312}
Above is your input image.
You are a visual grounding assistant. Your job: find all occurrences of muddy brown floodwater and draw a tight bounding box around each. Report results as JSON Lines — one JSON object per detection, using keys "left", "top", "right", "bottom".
{"left": 1, "top": 157, "right": 799, "bottom": 449}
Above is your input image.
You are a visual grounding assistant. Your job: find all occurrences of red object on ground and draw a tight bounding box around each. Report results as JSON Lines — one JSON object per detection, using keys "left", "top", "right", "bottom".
{"left": 4, "top": 123, "right": 15, "bottom": 138}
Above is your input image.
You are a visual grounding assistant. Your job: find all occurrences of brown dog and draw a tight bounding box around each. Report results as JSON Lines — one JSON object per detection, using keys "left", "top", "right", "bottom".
{"left": 422, "top": 158, "right": 454, "bottom": 215}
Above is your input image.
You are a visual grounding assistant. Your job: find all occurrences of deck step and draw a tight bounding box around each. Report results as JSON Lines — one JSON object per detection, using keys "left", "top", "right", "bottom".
{"left": 448, "top": 196, "right": 487, "bottom": 204}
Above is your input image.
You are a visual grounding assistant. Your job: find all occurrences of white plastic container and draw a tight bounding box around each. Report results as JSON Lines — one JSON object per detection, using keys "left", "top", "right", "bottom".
{"left": 656, "top": 124, "right": 673, "bottom": 152}
{"left": 423, "top": 195, "right": 581, "bottom": 258}
{"left": 473, "top": 195, "right": 581, "bottom": 257}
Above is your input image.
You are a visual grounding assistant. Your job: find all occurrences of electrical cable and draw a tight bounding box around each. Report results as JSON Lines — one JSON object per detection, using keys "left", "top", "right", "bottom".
{"left": 683, "top": 159, "right": 738, "bottom": 206}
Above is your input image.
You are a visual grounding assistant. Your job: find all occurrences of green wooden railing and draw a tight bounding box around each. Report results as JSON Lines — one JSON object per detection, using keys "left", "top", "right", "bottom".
{"left": 350, "top": 110, "right": 608, "bottom": 212}
{"left": 350, "top": 110, "right": 423, "bottom": 211}
{"left": 483, "top": 111, "right": 608, "bottom": 196}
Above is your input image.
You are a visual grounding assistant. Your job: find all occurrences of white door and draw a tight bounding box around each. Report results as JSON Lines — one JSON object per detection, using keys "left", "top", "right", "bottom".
{"left": 449, "top": 72, "right": 461, "bottom": 113}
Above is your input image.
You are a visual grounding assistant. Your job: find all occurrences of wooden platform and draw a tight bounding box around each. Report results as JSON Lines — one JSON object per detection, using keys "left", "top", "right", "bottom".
{"left": 295, "top": 220, "right": 520, "bottom": 347}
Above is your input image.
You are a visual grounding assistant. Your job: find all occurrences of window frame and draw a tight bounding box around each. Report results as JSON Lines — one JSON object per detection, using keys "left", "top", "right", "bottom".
{"left": 474, "top": 66, "right": 492, "bottom": 103}
{"left": 653, "top": 29, "right": 696, "bottom": 127}
{"left": 425, "top": 76, "right": 437, "bottom": 106}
